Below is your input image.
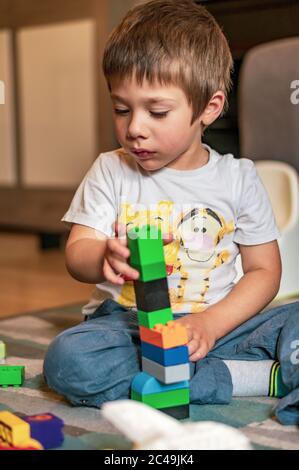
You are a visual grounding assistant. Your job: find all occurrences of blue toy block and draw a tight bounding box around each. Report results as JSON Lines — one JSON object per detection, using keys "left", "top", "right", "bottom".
{"left": 24, "top": 413, "right": 64, "bottom": 449}
{"left": 141, "top": 342, "right": 189, "bottom": 366}
{"left": 131, "top": 371, "right": 189, "bottom": 395}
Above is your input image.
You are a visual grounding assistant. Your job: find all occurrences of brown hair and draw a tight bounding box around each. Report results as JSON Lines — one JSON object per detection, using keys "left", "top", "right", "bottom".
{"left": 102, "top": 0, "right": 233, "bottom": 124}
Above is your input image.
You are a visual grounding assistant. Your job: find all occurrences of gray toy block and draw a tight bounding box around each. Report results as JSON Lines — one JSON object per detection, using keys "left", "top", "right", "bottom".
{"left": 142, "top": 356, "right": 190, "bottom": 384}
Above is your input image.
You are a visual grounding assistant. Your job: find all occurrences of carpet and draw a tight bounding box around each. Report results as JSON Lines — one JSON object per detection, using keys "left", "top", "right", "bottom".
{"left": 1, "top": 303, "right": 299, "bottom": 450}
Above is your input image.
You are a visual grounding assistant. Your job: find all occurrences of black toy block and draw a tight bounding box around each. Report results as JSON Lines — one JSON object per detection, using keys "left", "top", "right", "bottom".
{"left": 133, "top": 277, "right": 171, "bottom": 312}
{"left": 159, "top": 404, "right": 190, "bottom": 420}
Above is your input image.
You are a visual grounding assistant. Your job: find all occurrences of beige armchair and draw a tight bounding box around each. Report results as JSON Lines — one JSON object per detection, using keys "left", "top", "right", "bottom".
{"left": 236, "top": 38, "right": 299, "bottom": 300}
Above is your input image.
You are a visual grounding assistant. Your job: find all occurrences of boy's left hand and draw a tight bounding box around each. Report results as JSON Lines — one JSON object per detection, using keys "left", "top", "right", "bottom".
{"left": 174, "top": 313, "right": 217, "bottom": 362}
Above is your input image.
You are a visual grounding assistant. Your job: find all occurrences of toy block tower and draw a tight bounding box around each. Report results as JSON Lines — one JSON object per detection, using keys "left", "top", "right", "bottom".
{"left": 127, "top": 224, "right": 190, "bottom": 419}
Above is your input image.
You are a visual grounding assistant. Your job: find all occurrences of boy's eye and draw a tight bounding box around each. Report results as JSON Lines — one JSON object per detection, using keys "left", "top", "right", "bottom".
{"left": 150, "top": 111, "right": 168, "bottom": 118}
{"left": 114, "top": 109, "right": 129, "bottom": 115}
{"left": 113, "top": 109, "right": 169, "bottom": 118}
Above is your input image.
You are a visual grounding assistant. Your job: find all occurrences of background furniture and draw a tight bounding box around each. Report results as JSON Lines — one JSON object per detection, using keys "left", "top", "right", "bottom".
{"left": 0, "top": 0, "right": 135, "bottom": 246}
{"left": 1, "top": 0, "right": 298, "bottom": 246}
{"left": 200, "top": 0, "right": 299, "bottom": 157}
{"left": 236, "top": 38, "right": 299, "bottom": 299}
{"left": 239, "top": 37, "right": 299, "bottom": 170}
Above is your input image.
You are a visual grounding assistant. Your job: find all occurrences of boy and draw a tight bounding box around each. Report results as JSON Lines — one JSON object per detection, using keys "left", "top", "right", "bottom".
{"left": 43, "top": 0, "right": 299, "bottom": 422}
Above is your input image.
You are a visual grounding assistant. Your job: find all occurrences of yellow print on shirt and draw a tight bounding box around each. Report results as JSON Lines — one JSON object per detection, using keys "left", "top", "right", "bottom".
{"left": 116, "top": 201, "right": 234, "bottom": 313}
{"left": 173, "top": 207, "right": 234, "bottom": 313}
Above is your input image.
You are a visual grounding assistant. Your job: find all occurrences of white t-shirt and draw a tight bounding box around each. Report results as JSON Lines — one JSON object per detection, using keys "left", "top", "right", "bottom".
{"left": 62, "top": 145, "right": 280, "bottom": 316}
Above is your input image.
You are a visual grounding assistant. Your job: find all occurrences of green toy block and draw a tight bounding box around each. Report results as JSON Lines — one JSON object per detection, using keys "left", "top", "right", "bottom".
{"left": 0, "top": 365, "right": 25, "bottom": 387}
{"left": 132, "top": 261, "right": 167, "bottom": 283}
{"left": 127, "top": 225, "right": 167, "bottom": 282}
{"left": 0, "top": 341, "right": 6, "bottom": 364}
{"left": 131, "top": 388, "right": 190, "bottom": 409}
{"left": 138, "top": 307, "right": 173, "bottom": 328}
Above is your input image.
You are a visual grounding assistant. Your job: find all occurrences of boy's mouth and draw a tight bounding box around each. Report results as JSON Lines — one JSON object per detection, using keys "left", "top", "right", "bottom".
{"left": 131, "top": 149, "right": 155, "bottom": 159}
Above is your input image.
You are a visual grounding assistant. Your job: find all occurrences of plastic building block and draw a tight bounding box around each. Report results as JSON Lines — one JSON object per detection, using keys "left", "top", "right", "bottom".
{"left": 24, "top": 413, "right": 64, "bottom": 449}
{"left": 0, "top": 442, "right": 42, "bottom": 450}
{"left": 159, "top": 404, "right": 190, "bottom": 419}
{"left": 128, "top": 223, "right": 190, "bottom": 416}
{"left": 137, "top": 308, "right": 173, "bottom": 328}
{"left": 127, "top": 225, "right": 167, "bottom": 282}
{"left": 139, "top": 322, "right": 188, "bottom": 349}
{"left": 0, "top": 341, "right": 6, "bottom": 364}
{"left": 132, "top": 262, "right": 166, "bottom": 283}
{"left": 0, "top": 365, "right": 25, "bottom": 387}
{"left": 142, "top": 357, "right": 190, "bottom": 384}
{"left": 134, "top": 278, "right": 171, "bottom": 312}
{"left": 131, "top": 371, "right": 189, "bottom": 395}
{"left": 141, "top": 342, "right": 189, "bottom": 366}
{"left": 0, "top": 411, "right": 43, "bottom": 449}
{"left": 131, "top": 388, "right": 189, "bottom": 409}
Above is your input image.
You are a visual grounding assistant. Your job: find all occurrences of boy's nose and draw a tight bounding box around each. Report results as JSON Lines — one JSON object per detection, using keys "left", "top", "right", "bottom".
{"left": 126, "top": 115, "right": 148, "bottom": 139}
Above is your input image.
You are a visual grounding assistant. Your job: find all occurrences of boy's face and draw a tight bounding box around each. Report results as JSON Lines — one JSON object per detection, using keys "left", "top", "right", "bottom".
{"left": 109, "top": 74, "right": 208, "bottom": 172}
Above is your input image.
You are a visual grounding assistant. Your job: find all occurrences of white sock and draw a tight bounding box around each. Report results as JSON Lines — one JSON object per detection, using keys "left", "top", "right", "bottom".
{"left": 223, "top": 360, "right": 275, "bottom": 396}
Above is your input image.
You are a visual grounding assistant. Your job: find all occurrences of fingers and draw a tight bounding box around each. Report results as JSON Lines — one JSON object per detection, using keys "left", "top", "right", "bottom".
{"left": 182, "top": 329, "right": 209, "bottom": 362}
{"left": 103, "top": 256, "right": 139, "bottom": 285}
{"left": 162, "top": 232, "right": 174, "bottom": 245}
{"left": 188, "top": 335, "right": 210, "bottom": 362}
{"left": 108, "top": 238, "right": 130, "bottom": 260}
{"left": 187, "top": 338, "right": 199, "bottom": 357}
{"left": 103, "top": 259, "right": 125, "bottom": 285}
{"left": 110, "top": 221, "right": 173, "bottom": 286}
{"left": 174, "top": 321, "right": 204, "bottom": 361}
{"left": 104, "top": 238, "right": 139, "bottom": 285}
{"left": 114, "top": 221, "right": 127, "bottom": 241}
{"left": 189, "top": 344, "right": 209, "bottom": 362}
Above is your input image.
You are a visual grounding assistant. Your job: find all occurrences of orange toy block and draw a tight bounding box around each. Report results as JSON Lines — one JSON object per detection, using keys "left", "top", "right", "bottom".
{"left": 139, "top": 321, "right": 188, "bottom": 349}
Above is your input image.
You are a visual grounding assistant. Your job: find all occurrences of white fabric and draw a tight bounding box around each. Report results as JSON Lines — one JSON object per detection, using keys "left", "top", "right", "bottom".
{"left": 102, "top": 400, "right": 252, "bottom": 450}
{"left": 62, "top": 145, "right": 280, "bottom": 316}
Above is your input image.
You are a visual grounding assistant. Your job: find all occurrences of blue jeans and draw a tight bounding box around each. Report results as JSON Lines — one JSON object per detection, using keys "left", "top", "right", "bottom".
{"left": 43, "top": 299, "right": 299, "bottom": 424}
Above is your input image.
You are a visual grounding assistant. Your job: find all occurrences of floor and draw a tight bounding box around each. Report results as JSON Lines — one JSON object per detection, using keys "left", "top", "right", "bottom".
{"left": 0, "top": 232, "right": 93, "bottom": 318}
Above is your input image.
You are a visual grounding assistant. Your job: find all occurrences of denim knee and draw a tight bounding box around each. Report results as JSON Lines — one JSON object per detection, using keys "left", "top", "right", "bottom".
{"left": 43, "top": 322, "right": 141, "bottom": 407}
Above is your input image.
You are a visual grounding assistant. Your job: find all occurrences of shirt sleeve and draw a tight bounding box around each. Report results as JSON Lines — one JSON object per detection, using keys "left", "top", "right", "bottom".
{"left": 234, "top": 159, "right": 281, "bottom": 245}
{"left": 61, "top": 154, "right": 117, "bottom": 238}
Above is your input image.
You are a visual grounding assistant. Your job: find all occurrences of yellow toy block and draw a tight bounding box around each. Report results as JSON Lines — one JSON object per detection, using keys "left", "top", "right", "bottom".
{"left": 0, "top": 411, "right": 43, "bottom": 449}
{"left": 139, "top": 321, "right": 188, "bottom": 349}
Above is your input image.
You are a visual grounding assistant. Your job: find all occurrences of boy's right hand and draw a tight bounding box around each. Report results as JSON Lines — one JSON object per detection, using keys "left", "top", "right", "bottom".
{"left": 102, "top": 222, "right": 173, "bottom": 285}
{"left": 103, "top": 222, "right": 138, "bottom": 285}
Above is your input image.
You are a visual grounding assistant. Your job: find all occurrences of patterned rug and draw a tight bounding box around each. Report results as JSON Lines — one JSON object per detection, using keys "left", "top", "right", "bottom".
{"left": 1, "top": 303, "right": 299, "bottom": 450}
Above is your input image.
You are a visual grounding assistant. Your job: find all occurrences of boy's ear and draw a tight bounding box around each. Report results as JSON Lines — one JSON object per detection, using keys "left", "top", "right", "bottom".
{"left": 201, "top": 91, "right": 226, "bottom": 127}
